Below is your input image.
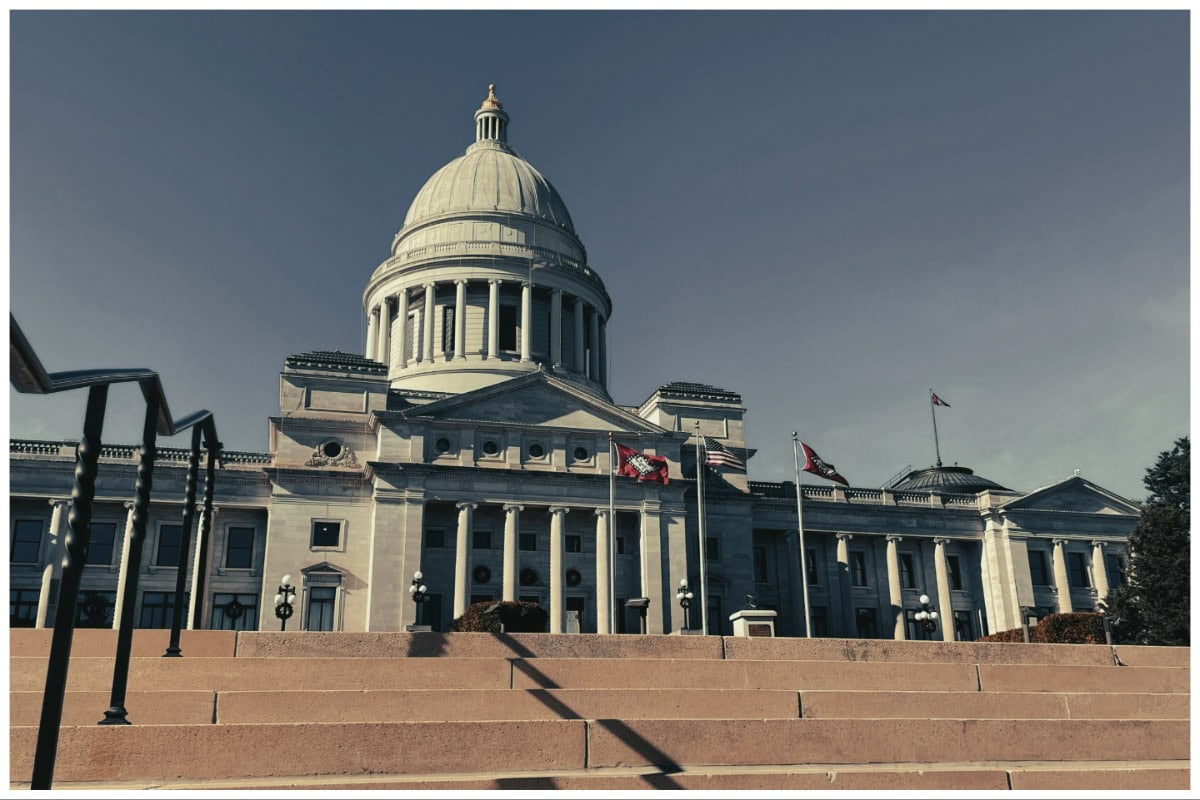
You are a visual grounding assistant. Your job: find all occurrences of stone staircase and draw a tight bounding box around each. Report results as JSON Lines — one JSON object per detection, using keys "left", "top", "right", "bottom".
{"left": 9, "top": 629, "right": 1190, "bottom": 790}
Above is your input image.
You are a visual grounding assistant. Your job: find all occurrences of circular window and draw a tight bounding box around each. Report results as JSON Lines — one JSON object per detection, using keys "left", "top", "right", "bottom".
{"left": 322, "top": 441, "right": 342, "bottom": 459}
{"left": 472, "top": 565, "right": 492, "bottom": 584}
{"left": 528, "top": 443, "right": 545, "bottom": 459}
{"left": 482, "top": 440, "right": 500, "bottom": 456}
{"left": 519, "top": 567, "right": 539, "bottom": 586}
{"left": 573, "top": 446, "right": 589, "bottom": 462}
{"left": 566, "top": 569, "right": 582, "bottom": 587}
{"left": 435, "top": 438, "right": 451, "bottom": 454}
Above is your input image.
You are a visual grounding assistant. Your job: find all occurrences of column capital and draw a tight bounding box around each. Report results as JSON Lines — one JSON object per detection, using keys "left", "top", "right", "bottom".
{"left": 503, "top": 503, "right": 524, "bottom": 513}
{"left": 456, "top": 501, "right": 478, "bottom": 512}
{"left": 124, "top": 500, "right": 135, "bottom": 511}
{"left": 455, "top": 278, "right": 468, "bottom": 286}
{"left": 933, "top": 537, "right": 950, "bottom": 546}
{"left": 489, "top": 278, "right": 503, "bottom": 285}
{"left": 551, "top": 287, "right": 563, "bottom": 296}
{"left": 1090, "top": 539, "right": 1108, "bottom": 549}
{"left": 885, "top": 534, "right": 903, "bottom": 544}
{"left": 425, "top": 281, "right": 437, "bottom": 289}
{"left": 593, "top": 507, "right": 611, "bottom": 518}
{"left": 49, "top": 498, "right": 71, "bottom": 509}
{"left": 835, "top": 532, "right": 853, "bottom": 541}
{"left": 549, "top": 506, "right": 571, "bottom": 516}
{"left": 1052, "top": 537, "right": 1068, "bottom": 547}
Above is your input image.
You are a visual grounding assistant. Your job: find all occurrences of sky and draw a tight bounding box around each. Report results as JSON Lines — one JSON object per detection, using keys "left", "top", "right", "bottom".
{"left": 8, "top": 10, "right": 1190, "bottom": 502}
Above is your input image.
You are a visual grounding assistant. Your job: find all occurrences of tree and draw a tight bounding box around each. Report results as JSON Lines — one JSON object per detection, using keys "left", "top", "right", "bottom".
{"left": 1108, "top": 437, "right": 1189, "bottom": 646}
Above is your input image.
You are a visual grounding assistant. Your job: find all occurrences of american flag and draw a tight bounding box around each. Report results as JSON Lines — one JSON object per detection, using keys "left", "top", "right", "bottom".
{"left": 702, "top": 436, "right": 746, "bottom": 472}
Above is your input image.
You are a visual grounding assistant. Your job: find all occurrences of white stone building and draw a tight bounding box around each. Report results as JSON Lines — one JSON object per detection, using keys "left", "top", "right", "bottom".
{"left": 9, "top": 87, "right": 1139, "bottom": 639}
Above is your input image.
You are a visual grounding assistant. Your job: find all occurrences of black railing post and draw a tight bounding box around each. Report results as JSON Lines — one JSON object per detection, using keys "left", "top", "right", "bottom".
{"left": 31, "top": 384, "right": 108, "bottom": 789}
{"left": 100, "top": 390, "right": 159, "bottom": 725}
{"left": 163, "top": 427, "right": 201, "bottom": 658}
{"left": 188, "top": 444, "right": 218, "bottom": 629}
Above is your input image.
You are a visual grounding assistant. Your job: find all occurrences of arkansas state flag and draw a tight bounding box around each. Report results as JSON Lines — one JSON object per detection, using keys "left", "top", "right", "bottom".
{"left": 615, "top": 442, "right": 669, "bottom": 484}
{"left": 931, "top": 390, "right": 951, "bottom": 407}
{"left": 800, "top": 442, "right": 849, "bottom": 486}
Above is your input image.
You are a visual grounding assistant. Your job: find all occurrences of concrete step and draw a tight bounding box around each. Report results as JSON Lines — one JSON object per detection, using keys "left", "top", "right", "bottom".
{"left": 9, "top": 719, "right": 1187, "bottom": 783}
{"left": 1113, "top": 645, "right": 1191, "bottom": 667}
{"left": 9, "top": 629, "right": 235, "bottom": 658}
{"left": 977, "top": 664, "right": 1189, "bottom": 694}
{"left": 723, "top": 637, "right": 1118, "bottom": 666}
{"left": 799, "top": 690, "right": 1189, "bottom": 720}
{"left": 10, "top": 691, "right": 215, "bottom": 726}
{"left": 13, "top": 761, "right": 1191, "bottom": 791}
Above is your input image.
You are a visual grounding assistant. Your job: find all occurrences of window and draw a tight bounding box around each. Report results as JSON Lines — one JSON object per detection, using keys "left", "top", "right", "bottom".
{"left": 566, "top": 535, "right": 582, "bottom": 553}
{"left": 899, "top": 553, "right": 916, "bottom": 589}
{"left": 435, "top": 437, "right": 452, "bottom": 454}
{"left": 706, "top": 595, "right": 724, "bottom": 636}
{"left": 86, "top": 522, "right": 117, "bottom": 566}
{"left": 528, "top": 443, "right": 545, "bottom": 459}
{"left": 616, "top": 536, "right": 626, "bottom": 555}
{"left": 306, "top": 586, "right": 337, "bottom": 631}
{"left": 573, "top": 446, "right": 589, "bottom": 462}
{"left": 946, "top": 555, "right": 964, "bottom": 590}
{"left": 212, "top": 593, "right": 258, "bottom": 631}
{"left": 519, "top": 594, "right": 540, "bottom": 606}
{"left": 1029, "top": 550, "right": 1050, "bottom": 586}
{"left": 519, "top": 533, "right": 537, "bottom": 551}
{"left": 473, "top": 530, "right": 493, "bottom": 550}
{"left": 809, "top": 606, "right": 829, "bottom": 637}
{"left": 851, "top": 551, "right": 868, "bottom": 587}
{"left": 499, "top": 305, "right": 518, "bottom": 351}
{"left": 1067, "top": 552, "right": 1091, "bottom": 588}
{"left": 470, "top": 593, "right": 494, "bottom": 606}
{"left": 566, "top": 596, "right": 585, "bottom": 632}
{"left": 953, "top": 610, "right": 974, "bottom": 642}
{"left": 10, "top": 588, "right": 39, "bottom": 628}
{"left": 1105, "top": 553, "right": 1127, "bottom": 587}
{"left": 855, "top": 607, "right": 879, "bottom": 638}
{"left": 225, "top": 526, "right": 254, "bottom": 569}
{"left": 706, "top": 537, "right": 720, "bottom": 561}
{"left": 408, "top": 311, "right": 421, "bottom": 361}
{"left": 76, "top": 590, "right": 115, "bottom": 628}
{"left": 311, "top": 520, "right": 342, "bottom": 549}
{"left": 140, "top": 591, "right": 185, "bottom": 629}
{"left": 481, "top": 440, "right": 500, "bottom": 456}
{"left": 805, "top": 548, "right": 818, "bottom": 585}
{"left": 753, "top": 546, "right": 768, "bottom": 583}
{"left": 420, "top": 593, "right": 443, "bottom": 631}
{"left": 425, "top": 528, "right": 445, "bottom": 548}
{"left": 11, "top": 520, "right": 43, "bottom": 563}
{"left": 442, "top": 306, "right": 455, "bottom": 354}
{"left": 157, "top": 524, "right": 183, "bottom": 567}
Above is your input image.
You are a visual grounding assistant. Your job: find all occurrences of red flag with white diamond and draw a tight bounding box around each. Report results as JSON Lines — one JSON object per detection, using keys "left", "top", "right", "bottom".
{"left": 800, "top": 442, "right": 849, "bottom": 486}
{"left": 614, "top": 442, "right": 669, "bottom": 485}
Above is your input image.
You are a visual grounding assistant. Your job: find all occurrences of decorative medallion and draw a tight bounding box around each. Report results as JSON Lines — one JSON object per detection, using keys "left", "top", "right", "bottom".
{"left": 305, "top": 440, "right": 359, "bottom": 468}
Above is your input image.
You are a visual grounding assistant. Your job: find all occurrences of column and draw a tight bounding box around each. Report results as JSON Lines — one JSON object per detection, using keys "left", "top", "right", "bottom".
{"left": 378, "top": 297, "right": 392, "bottom": 369}
{"left": 588, "top": 308, "right": 600, "bottom": 380}
{"left": 396, "top": 288, "right": 409, "bottom": 369}
{"left": 36, "top": 499, "right": 71, "bottom": 627}
{"left": 886, "top": 535, "right": 905, "bottom": 640}
{"left": 453, "top": 502, "right": 476, "bottom": 619}
{"left": 454, "top": 280, "right": 467, "bottom": 359}
{"left": 423, "top": 283, "right": 436, "bottom": 362}
{"left": 520, "top": 282, "right": 532, "bottom": 362}
{"left": 502, "top": 504, "right": 522, "bottom": 601}
{"left": 549, "top": 506, "right": 569, "bottom": 633}
{"left": 573, "top": 297, "right": 585, "bottom": 372}
{"left": 1091, "top": 540, "right": 1110, "bottom": 602}
{"left": 1051, "top": 538, "right": 1073, "bottom": 613}
{"left": 187, "top": 505, "right": 218, "bottom": 630}
{"left": 933, "top": 538, "right": 955, "bottom": 641}
{"left": 836, "top": 533, "right": 855, "bottom": 636}
{"left": 487, "top": 280, "right": 500, "bottom": 359}
{"left": 595, "top": 508, "right": 611, "bottom": 635}
{"left": 550, "top": 289, "right": 563, "bottom": 367}
{"left": 111, "top": 501, "right": 137, "bottom": 629}
{"left": 599, "top": 319, "right": 608, "bottom": 388}
{"left": 783, "top": 530, "right": 805, "bottom": 636}
{"left": 366, "top": 306, "right": 378, "bottom": 360}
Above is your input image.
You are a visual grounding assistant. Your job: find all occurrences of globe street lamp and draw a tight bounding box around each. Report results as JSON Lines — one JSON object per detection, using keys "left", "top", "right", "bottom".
{"left": 274, "top": 576, "right": 297, "bottom": 631}
{"left": 915, "top": 594, "right": 939, "bottom": 636}
{"left": 676, "top": 578, "right": 695, "bottom": 632}
{"left": 408, "top": 571, "right": 430, "bottom": 631}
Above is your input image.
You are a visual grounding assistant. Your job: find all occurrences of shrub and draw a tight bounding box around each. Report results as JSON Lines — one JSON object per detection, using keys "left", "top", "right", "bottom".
{"left": 451, "top": 600, "right": 547, "bottom": 633}
{"left": 978, "top": 612, "right": 1106, "bottom": 644}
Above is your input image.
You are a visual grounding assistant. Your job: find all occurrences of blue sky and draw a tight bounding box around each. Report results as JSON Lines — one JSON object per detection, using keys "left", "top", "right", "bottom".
{"left": 8, "top": 10, "right": 1189, "bottom": 500}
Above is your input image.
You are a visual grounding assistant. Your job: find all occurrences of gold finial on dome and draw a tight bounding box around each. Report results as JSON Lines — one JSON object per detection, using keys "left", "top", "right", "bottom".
{"left": 480, "top": 83, "right": 503, "bottom": 110}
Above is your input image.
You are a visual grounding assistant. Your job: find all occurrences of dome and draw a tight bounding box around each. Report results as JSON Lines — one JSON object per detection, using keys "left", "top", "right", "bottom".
{"left": 890, "top": 465, "right": 1009, "bottom": 494}
{"left": 402, "top": 140, "right": 576, "bottom": 234}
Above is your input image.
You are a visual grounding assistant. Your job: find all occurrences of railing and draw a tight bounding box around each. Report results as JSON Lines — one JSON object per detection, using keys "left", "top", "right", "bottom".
{"left": 12, "top": 438, "right": 270, "bottom": 466}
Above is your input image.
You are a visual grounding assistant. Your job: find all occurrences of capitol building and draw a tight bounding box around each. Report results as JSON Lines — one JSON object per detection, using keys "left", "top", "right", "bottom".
{"left": 10, "top": 87, "right": 1140, "bottom": 640}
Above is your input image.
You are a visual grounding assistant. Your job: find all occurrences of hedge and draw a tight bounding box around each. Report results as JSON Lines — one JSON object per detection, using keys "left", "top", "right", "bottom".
{"left": 451, "top": 600, "right": 548, "bottom": 633}
{"left": 978, "top": 612, "right": 1106, "bottom": 644}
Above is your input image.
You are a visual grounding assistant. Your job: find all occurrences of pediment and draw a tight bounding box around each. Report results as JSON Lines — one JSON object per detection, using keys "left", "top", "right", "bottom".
{"left": 1002, "top": 476, "right": 1140, "bottom": 516}
{"left": 402, "top": 373, "right": 665, "bottom": 433}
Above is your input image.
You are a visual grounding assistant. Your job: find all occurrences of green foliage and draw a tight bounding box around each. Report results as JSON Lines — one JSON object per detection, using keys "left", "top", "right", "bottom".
{"left": 451, "top": 600, "right": 548, "bottom": 633}
{"left": 978, "top": 612, "right": 1105, "bottom": 644}
{"left": 1107, "top": 436, "right": 1190, "bottom": 647}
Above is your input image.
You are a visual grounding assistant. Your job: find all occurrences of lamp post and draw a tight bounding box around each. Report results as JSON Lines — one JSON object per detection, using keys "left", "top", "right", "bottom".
{"left": 274, "top": 576, "right": 296, "bottom": 631}
{"left": 408, "top": 571, "right": 430, "bottom": 631}
{"left": 915, "top": 594, "right": 939, "bottom": 637}
{"left": 675, "top": 578, "right": 694, "bottom": 632}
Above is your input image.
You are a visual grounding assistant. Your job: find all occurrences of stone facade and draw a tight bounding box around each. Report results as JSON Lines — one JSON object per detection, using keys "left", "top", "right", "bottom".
{"left": 8, "top": 87, "right": 1139, "bottom": 639}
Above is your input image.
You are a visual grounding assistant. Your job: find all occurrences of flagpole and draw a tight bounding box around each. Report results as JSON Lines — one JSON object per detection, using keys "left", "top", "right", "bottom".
{"left": 929, "top": 387, "right": 943, "bottom": 467}
{"left": 791, "top": 433, "right": 813, "bottom": 638}
{"left": 694, "top": 423, "right": 709, "bottom": 635}
{"left": 608, "top": 433, "right": 616, "bottom": 634}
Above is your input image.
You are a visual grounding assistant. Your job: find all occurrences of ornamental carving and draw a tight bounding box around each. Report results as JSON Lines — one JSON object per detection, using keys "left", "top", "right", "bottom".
{"left": 305, "top": 440, "right": 359, "bottom": 468}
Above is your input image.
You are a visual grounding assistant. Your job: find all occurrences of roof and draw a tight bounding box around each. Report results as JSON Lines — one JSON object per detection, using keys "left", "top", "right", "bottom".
{"left": 653, "top": 381, "right": 742, "bottom": 404}
{"left": 285, "top": 351, "right": 387, "bottom": 375}
{"left": 889, "top": 465, "right": 1009, "bottom": 493}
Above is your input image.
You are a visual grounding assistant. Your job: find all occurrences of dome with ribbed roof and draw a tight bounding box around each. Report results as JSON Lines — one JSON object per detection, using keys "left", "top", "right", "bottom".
{"left": 890, "top": 465, "right": 1009, "bottom": 494}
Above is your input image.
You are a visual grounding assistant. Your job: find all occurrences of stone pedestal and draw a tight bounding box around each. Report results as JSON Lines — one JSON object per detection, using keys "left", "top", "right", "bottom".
{"left": 729, "top": 609, "right": 778, "bottom": 638}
